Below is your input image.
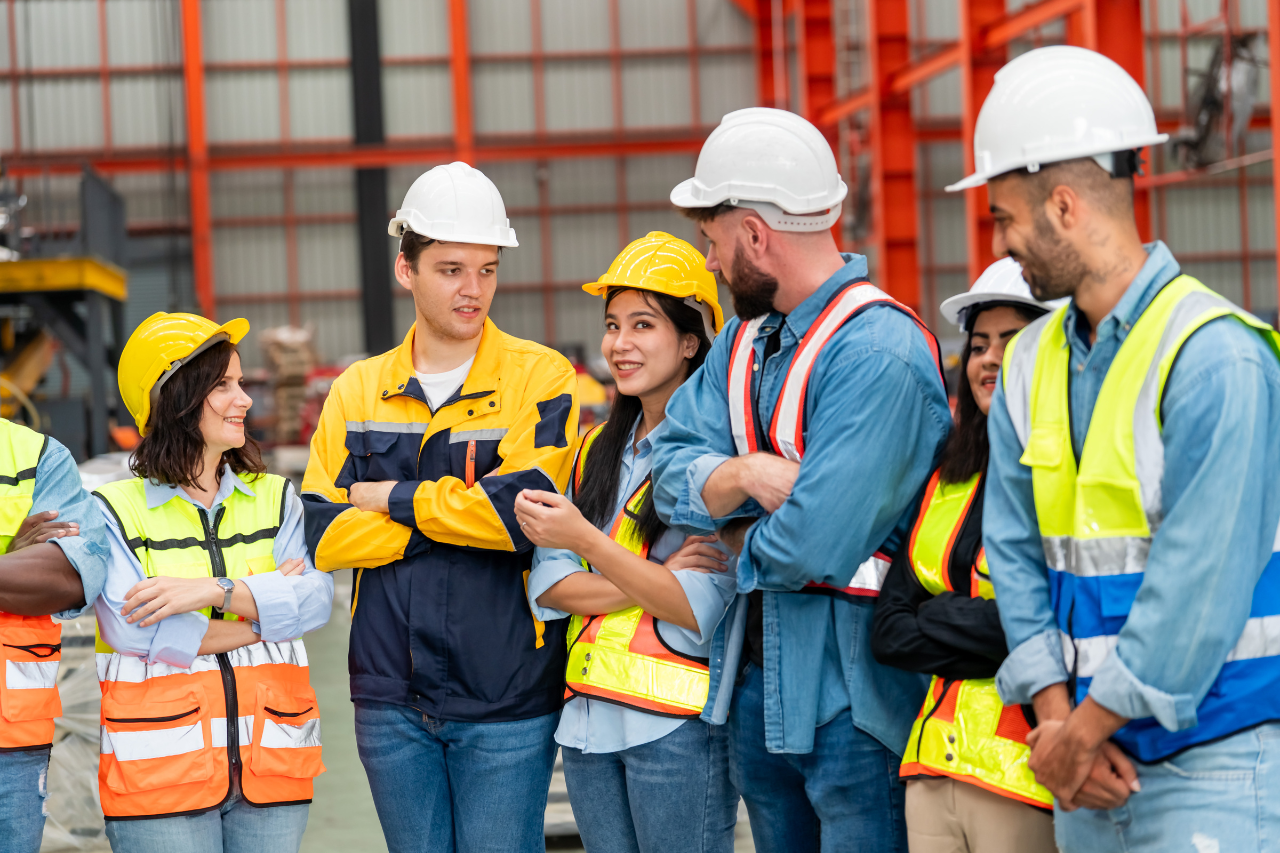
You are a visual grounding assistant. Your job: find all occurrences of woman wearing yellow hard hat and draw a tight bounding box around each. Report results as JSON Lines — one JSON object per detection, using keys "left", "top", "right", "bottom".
{"left": 514, "top": 232, "right": 738, "bottom": 852}
{"left": 91, "top": 312, "right": 333, "bottom": 852}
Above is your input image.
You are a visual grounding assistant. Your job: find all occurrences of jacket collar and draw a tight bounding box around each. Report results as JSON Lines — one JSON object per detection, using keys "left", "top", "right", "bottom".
{"left": 377, "top": 318, "right": 503, "bottom": 409}
{"left": 144, "top": 464, "right": 254, "bottom": 510}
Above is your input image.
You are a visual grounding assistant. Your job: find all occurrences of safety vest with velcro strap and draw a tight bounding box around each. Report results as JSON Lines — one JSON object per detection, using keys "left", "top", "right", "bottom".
{"left": 93, "top": 472, "right": 324, "bottom": 819}
{"left": 1003, "top": 273, "right": 1280, "bottom": 762}
{"left": 898, "top": 470, "right": 1053, "bottom": 809}
{"left": 726, "top": 280, "right": 944, "bottom": 600}
{"left": 563, "top": 424, "right": 711, "bottom": 717}
{"left": 0, "top": 420, "right": 62, "bottom": 752}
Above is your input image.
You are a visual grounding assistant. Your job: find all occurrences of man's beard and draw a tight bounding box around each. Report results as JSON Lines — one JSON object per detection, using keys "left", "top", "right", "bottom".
{"left": 1015, "top": 209, "right": 1089, "bottom": 302}
{"left": 718, "top": 248, "right": 780, "bottom": 319}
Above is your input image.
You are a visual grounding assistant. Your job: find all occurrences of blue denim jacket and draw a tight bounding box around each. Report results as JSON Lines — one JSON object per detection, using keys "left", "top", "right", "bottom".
{"left": 652, "top": 254, "right": 949, "bottom": 754}
{"left": 28, "top": 438, "right": 108, "bottom": 618}
{"left": 987, "top": 242, "right": 1280, "bottom": 731}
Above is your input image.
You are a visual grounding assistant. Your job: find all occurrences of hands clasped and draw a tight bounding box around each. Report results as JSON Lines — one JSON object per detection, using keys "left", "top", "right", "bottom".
{"left": 1026, "top": 699, "right": 1141, "bottom": 812}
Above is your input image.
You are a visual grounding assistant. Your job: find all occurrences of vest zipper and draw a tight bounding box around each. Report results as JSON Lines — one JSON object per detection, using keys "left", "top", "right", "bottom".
{"left": 198, "top": 505, "right": 242, "bottom": 803}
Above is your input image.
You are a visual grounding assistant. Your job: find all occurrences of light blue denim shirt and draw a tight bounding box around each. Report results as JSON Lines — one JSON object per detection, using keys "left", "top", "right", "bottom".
{"left": 95, "top": 467, "right": 334, "bottom": 669}
{"left": 24, "top": 437, "right": 109, "bottom": 618}
{"left": 987, "top": 241, "right": 1280, "bottom": 731}
{"left": 651, "top": 254, "right": 948, "bottom": 754}
{"left": 528, "top": 416, "right": 737, "bottom": 754}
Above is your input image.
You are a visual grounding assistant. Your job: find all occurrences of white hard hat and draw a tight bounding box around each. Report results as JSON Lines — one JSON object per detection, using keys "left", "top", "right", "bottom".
{"left": 940, "top": 257, "right": 1062, "bottom": 330}
{"left": 388, "top": 162, "right": 519, "bottom": 247}
{"left": 670, "top": 108, "right": 848, "bottom": 232}
{"left": 947, "top": 46, "right": 1168, "bottom": 192}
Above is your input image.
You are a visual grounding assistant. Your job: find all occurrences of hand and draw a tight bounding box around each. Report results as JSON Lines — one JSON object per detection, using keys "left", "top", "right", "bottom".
{"left": 719, "top": 518, "right": 754, "bottom": 556}
{"left": 514, "top": 490, "right": 597, "bottom": 550}
{"left": 349, "top": 481, "right": 396, "bottom": 513}
{"left": 8, "top": 511, "right": 78, "bottom": 552}
{"left": 276, "top": 557, "right": 306, "bottom": 577}
{"left": 739, "top": 453, "right": 801, "bottom": 513}
{"left": 1072, "top": 742, "right": 1140, "bottom": 811}
{"left": 664, "top": 535, "right": 730, "bottom": 574}
{"left": 1026, "top": 718, "right": 1138, "bottom": 811}
{"left": 123, "top": 576, "right": 224, "bottom": 628}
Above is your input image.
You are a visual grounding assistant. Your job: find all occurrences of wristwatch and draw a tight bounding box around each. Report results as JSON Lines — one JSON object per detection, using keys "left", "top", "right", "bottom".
{"left": 214, "top": 577, "right": 235, "bottom": 615}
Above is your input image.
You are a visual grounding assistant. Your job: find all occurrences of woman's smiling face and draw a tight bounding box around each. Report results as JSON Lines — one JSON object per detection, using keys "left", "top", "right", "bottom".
{"left": 199, "top": 351, "right": 253, "bottom": 456}
{"left": 601, "top": 289, "right": 698, "bottom": 400}
{"left": 967, "top": 305, "right": 1033, "bottom": 416}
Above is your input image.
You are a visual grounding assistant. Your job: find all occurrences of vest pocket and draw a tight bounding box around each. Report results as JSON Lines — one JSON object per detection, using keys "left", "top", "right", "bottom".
{"left": 101, "top": 687, "right": 214, "bottom": 794}
{"left": 0, "top": 494, "right": 33, "bottom": 542}
{"left": 1075, "top": 477, "right": 1148, "bottom": 537}
{"left": 0, "top": 620, "right": 63, "bottom": 722}
{"left": 245, "top": 555, "right": 277, "bottom": 575}
{"left": 249, "top": 683, "right": 324, "bottom": 779}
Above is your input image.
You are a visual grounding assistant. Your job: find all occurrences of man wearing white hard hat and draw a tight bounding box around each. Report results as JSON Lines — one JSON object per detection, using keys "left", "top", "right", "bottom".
{"left": 965, "top": 46, "right": 1280, "bottom": 851}
{"left": 651, "top": 107, "right": 952, "bottom": 852}
{"left": 301, "top": 162, "right": 581, "bottom": 853}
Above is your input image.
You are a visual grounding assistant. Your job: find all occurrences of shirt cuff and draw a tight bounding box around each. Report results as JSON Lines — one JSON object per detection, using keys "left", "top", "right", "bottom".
{"left": 49, "top": 535, "right": 108, "bottom": 620}
{"left": 671, "top": 566, "right": 736, "bottom": 646}
{"left": 735, "top": 520, "right": 762, "bottom": 594}
{"left": 996, "top": 629, "right": 1070, "bottom": 705}
{"left": 667, "top": 454, "right": 728, "bottom": 532}
{"left": 148, "top": 611, "right": 210, "bottom": 669}
{"left": 388, "top": 480, "right": 422, "bottom": 529}
{"left": 1088, "top": 649, "right": 1199, "bottom": 732}
{"left": 526, "top": 553, "right": 583, "bottom": 622}
{"left": 239, "top": 572, "right": 298, "bottom": 642}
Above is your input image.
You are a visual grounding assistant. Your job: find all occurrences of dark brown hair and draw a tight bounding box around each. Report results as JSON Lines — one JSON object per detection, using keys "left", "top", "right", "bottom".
{"left": 677, "top": 202, "right": 737, "bottom": 223}
{"left": 939, "top": 303, "right": 1046, "bottom": 485}
{"left": 399, "top": 230, "right": 503, "bottom": 272}
{"left": 130, "top": 340, "right": 265, "bottom": 489}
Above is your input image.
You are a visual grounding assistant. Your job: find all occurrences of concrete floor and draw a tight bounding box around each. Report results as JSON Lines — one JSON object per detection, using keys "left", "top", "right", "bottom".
{"left": 299, "top": 572, "right": 754, "bottom": 853}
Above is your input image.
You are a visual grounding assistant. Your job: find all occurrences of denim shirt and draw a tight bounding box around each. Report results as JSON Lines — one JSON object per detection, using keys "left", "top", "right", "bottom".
{"left": 528, "top": 416, "right": 737, "bottom": 754}
{"left": 25, "top": 438, "right": 109, "bottom": 618}
{"left": 95, "top": 467, "right": 334, "bottom": 669}
{"left": 987, "top": 241, "right": 1280, "bottom": 732}
{"left": 652, "top": 254, "right": 949, "bottom": 754}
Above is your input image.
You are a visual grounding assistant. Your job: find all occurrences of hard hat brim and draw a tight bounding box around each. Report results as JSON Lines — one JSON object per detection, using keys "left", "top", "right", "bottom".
{"left": 669, "top": 177, "right": 848, "bottom": 215}
{"left": 945, "top": 135, "right": 1170, "bottom": 192}
{"left": 939, "top": 291, "right": 1050, "bottom": 327}
{"left": 388, "top": 210, "right": 519, "bottom": 248}
{"left": 581, "top": 280, "right": 724, "bottom": 339}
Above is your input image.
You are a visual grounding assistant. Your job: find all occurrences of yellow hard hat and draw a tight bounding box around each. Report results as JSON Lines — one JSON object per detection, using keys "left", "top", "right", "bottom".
{"left": 118, "top": 312, "right": 250, "bottom": 435}
{"left": 582, "top": 231, "right": 724, "bottom": 341}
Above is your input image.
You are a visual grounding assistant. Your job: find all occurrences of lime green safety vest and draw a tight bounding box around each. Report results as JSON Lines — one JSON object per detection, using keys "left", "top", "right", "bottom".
{"left": 0, "top": 420, "right": 45, "bottom": 552}
{"left": 899, "top": 470, "right": 1053, "bottom": 809}
{"left": 1001, "top": 273, "right": 1280, "bottom": 761}
{"left": 562, "top": 424, "right": 711, "bottom": 718}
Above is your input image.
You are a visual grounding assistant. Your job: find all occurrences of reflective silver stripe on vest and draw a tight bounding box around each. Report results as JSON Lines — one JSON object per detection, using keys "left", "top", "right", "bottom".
{"left": 1065, "top": 614, "right": 1280, "bottom": 679}
{"left": 6, "top": 660, "right": 58, "bottom": 690}
{"left": 211, "top": 715, "right": 254, "bottom": 748}
{"left": 98, "top": 639, "right": 308, "bottom": 683}
{"left": 728, "top": 317, "right": 768, "bottom": 456}
{"left": 449, "top": 428, "right": 508, "bottom": 443}
{"left": 101, "top": 720, "right": 205, "bottom": 761}
{"left": 345, "top": 420, "right": 429, "bottom": 434}
{"left": 1001, "top": 312, "right": 1053, "bottom": 450}
{"left": 262, "top": 717, "right": 322, "bottom": 749}
{"left": 846, "top": 553, "right": 891, "bottom": 593}
{"left": 1042, "top": 536, "right": 1149, "bottom": 577}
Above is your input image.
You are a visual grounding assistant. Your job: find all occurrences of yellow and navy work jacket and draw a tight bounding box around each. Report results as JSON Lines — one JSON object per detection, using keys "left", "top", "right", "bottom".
{"left": 563, "top": 425, "right": 711, "bottom": 718}
{"left": 0, "top": 420, "right": 61, "bottom": 752}
{"left": 94, "top": 473, "right": 323, "bottom": 820}
{"left": 301, "top": 320, "right": 579, "bottom": 722}
{"left": 895, "top": 471, "right": 1053, "bottom": 810}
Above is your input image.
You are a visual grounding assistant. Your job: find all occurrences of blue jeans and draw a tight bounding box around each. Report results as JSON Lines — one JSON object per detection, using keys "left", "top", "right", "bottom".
{"left": 104, "top": 795, "right": 308, "bottom": 853}
{"left": 728, "top": 663, "right": 907, "bottom": 853}
{"left": 354, "top": 700, "right": 558, "bottom": 853}
{"left": 1056, "top": 722, "right": 1280, "bottom": 853}
{"left": 561, "top": 719, "right": 738, "bottom": 853}
{"left": 0, "top": 749, "right": 48, "bottom": 853}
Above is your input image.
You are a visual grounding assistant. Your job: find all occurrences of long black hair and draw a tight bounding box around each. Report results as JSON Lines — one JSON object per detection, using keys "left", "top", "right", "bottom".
{"left": 939, "top": 303, "right": 1046, "bottom": 485}
{"left": 574, "top": 287, "right": 712, "bottom": 544}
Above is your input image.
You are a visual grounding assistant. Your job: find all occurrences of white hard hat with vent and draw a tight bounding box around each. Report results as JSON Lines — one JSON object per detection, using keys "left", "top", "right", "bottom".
{"left": 671, "top": 108, "right": 848, "bottom": 232}
{"left": 946, "top": 46, "right": 1167, "bottom": 192}
{"left": 940, "top": 256, "right": 1064, "bottom": 330}
{"left": 388, "top": 161, "right": 519, "bottom": 247}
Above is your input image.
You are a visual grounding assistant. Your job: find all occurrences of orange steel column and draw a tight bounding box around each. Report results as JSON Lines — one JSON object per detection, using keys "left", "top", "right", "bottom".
{"left": 960, "top": 0, "right": 1006, "bottom": 286}
{"left": 754, "top": 0, "right": 784, "bottom": 109}
{"left": 449, "top": 0, "right": 474, "bottom": 164}
{"left": 794, "top": 0, "right": 841, "bottom": 246}
{"left": 1271, "top": 0, "right": 1280, "bottom": 312}
{"left": 179, "top": 0, "right": 215, "bottom": 319}
{"left": 867, "top": 0, "right": 919, "bottom": 307}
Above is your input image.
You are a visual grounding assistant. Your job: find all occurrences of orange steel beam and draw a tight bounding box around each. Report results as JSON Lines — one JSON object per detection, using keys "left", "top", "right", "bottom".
{"left": 754, "top": 0, "right": 786, "bottom": 109}
{"left": 960, "top": 0, "right": 1007, "bottom": 285}
{"left": 449, "top": 0, "right": 474, "bottom": 164}
{"left": 867, "top": 0, "right": 919, "bottom": 307}
{"left": 179, "top": 0, "right": 215, "bottom": 319}
{"left": 1272, "top": 0, "right": 1280, "bottom": 313}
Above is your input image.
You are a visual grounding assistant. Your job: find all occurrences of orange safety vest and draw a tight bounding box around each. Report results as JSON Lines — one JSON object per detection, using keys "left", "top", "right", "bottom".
{"left": 726, "top": 280, "right": 943, "bottom": 600}
{"left": 94, "top": 473, "right": 324, "bottom": 819}
{"left": 562, "top": 425, "right": 711, "bottom": 717}
{"left": 0, "top": 421, "right": 62, "bottom": 752}
{"left": 896, "top": 470, "right": 1052, "bottom": 809}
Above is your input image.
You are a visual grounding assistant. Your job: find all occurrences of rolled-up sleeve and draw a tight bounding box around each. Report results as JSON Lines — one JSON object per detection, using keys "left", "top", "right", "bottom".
{"left": 1086, "top": 321, "right": 1280, "bottom": 730}
{"left": 31, "top": 439, "right": 109, "bottom": 618}
{"left": 240, "top": 485, "right": 334, "bottom": 642}
{"left": 986, "top": 381, "right": 1070, "bottom": 705}
{"left": 669, "top": 559, "right": 738, "bottom": 646}
{"left": 94, "top": 498, "right": 208, "bottom": 669}
{"left": 527, "top": 545, "right": 585, "bottom": 622}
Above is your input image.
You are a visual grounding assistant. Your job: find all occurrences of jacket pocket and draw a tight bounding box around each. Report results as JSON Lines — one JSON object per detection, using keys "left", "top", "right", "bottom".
{"left": 249, "top": 682, "right": 325, "bottom": 779}
{"left": 0, "top": 619, "right": 62, "bottom": 723}
{"left": 343, "top": 430, "right": 420, "bottom": 483}
{"left": 101, "top": 687, "right": 214, "bottom": 794}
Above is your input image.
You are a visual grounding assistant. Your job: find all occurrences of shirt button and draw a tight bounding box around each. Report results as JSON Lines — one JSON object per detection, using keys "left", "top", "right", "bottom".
{"left": 489, "top": 401, "right": 495, "bottom": 407}
{"left": 945, "top": 753, "right": 954, "bottom": 761}
{"left": 753, "top": 363, "right": 760, "bottom": 371}
{"left": 581, "top": 667, "right": 588, "bottom": 675}
{"left": 584, "top": 653, "right": 591, "bottom": 661}
{"left": 467, "top": 409, "right": 474, "bottom": 416}
{"left": 948, "top": 734, "right": 956, "bottom": 744}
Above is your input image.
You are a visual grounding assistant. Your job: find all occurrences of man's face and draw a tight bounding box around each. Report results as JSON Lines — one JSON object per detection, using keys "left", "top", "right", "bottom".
{"left": 395, "top": 241, "right": 499, "bottom": 342}
{"left": 988, "top": 175, "right": 1087, "bottom": 302}
{"left": 699, "top": 213, "right": 779, "bottom": 320}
